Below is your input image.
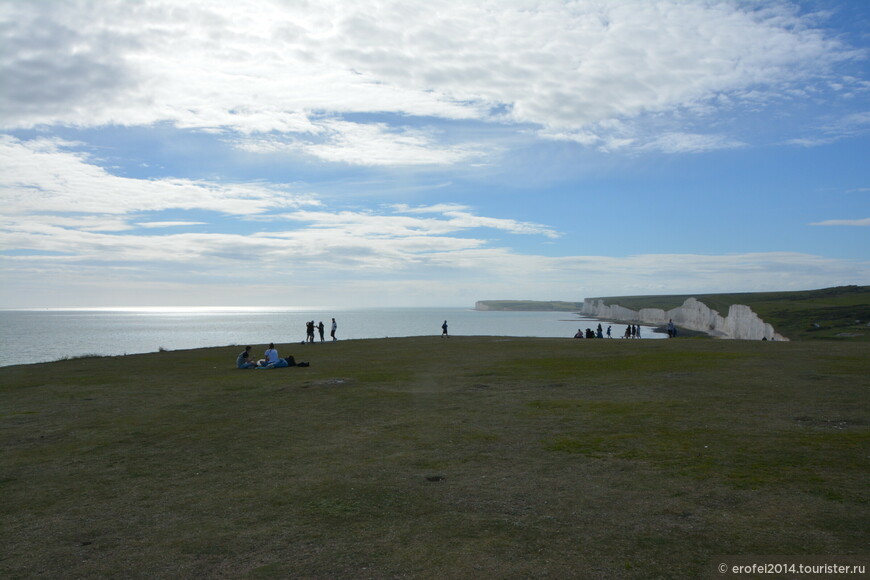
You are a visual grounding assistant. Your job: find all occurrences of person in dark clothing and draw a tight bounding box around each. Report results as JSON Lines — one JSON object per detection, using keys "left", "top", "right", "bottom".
{"left": 236, "top": 346, "right": 256, "bottom": 369}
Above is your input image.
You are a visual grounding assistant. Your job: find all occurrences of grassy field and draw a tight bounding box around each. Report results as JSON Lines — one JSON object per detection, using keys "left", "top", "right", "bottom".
{"left": 2, "top": 337, "right": 868, "bottom": 578}
{"left": 587, "top": 286, "right": 870, "bottom": 342}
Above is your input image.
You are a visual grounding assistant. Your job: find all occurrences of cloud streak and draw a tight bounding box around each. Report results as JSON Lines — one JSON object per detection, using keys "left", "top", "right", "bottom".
{"left": 810, "top": 218, "right": 870, "bottom": 227}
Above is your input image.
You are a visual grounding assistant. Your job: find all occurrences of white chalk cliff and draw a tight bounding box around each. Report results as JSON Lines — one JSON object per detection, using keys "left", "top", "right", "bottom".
{"left": 580, "top": 297, "right": 788, "bottom": 341}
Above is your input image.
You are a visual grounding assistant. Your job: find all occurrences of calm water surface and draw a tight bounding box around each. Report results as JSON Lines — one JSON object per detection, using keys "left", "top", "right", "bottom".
{"left": 0, "top": 307, "right": 664, "bottom": 367}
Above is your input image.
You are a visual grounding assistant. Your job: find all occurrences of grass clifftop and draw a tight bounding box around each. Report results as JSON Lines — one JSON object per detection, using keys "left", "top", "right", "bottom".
{"left": 585, "top": 285, "right": 870, "bottom": 341}
{"left": 2, "top": 337, "right": 867, "bottom": 578}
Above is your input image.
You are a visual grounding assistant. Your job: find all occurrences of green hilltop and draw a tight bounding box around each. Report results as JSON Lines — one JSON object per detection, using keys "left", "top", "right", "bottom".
{"left": 586, "top": 285, "right": 870, "bottom": 341}
{"left": 479, "top": 286, "right": 870, "bottom": 341}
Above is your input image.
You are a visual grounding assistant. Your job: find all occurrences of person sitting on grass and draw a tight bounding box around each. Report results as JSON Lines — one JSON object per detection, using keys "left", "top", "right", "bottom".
{"left": 258, "top": 343, "right": 280, "bottom": 367}
{"left": 236, "top": 345, "right": 256, "bottom": 369}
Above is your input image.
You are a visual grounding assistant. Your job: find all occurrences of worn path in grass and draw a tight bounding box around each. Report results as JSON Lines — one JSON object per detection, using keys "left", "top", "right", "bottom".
{"left": 1, "top": 337, "right": 868, "bottom": 578}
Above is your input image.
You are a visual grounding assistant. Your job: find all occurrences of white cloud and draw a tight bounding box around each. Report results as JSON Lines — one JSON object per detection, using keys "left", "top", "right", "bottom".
{"left": 642, "top": 133, "right": 746, "bottom": 154}
{"left": 1, "top": 1, "right": 867, "bottom": 309}
{"left": 238, "top": 120, "right": 484, "bottom": 166}
{"left": 810, "top": 218, "right": 870, "bottom": 227}
{"left": 784, "top": 110, "right": 870, "bottom": 147}
{"left": 0, "top": 136, "right": 562, "bottom": 278}
{"left": 2, "top": 236, "right": 866, "bottom": 307}
{"left": 14, "top": 145, "right": 852, "bottom": 300}
{"left": 136, "top": 221, "right": 207, "bottom": 228}
{"left": 0, "top": 0, "right": 861, "bottom": 161}
{"left": 0, "top": 136, "right": 321, "bottom": 216}
{"left": 390, "top": 203, "right": 470, "bottom": 214}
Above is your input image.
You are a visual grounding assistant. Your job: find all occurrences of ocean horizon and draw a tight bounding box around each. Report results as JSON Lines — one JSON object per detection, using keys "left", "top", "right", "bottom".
{"left": 0, "top": 306, "right": 666, "bottom": 367}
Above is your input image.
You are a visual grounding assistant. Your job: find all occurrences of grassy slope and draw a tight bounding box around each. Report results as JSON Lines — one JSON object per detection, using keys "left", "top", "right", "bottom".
{"left": 1, "top": 337, "right": 868, "bottom": 579}
{"left": 587, "top": 285, "right": 870, "bottom": 341}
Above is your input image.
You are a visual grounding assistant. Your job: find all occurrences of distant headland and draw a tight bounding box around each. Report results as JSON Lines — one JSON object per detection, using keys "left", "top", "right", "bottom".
{"left": 474, "top": 300, "right": 584, "bottom": 312}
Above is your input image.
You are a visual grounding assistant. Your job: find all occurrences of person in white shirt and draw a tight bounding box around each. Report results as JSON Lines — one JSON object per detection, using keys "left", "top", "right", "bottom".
{"left": 263, "top": 343, "right": 279, "bottom": 365}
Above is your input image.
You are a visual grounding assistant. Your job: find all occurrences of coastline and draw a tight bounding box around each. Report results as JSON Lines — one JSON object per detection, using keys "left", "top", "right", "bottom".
{"left": 2, "top": 307, "right": 661, "bottom": 368}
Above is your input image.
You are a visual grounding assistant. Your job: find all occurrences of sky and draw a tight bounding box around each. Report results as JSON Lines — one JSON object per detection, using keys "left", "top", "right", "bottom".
{"left": 1, "top": 0, "right": 869, "bottom": 308}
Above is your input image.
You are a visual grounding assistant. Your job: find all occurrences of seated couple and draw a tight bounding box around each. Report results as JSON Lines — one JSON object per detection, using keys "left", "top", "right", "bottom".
{"left": 236, "top": 344, "right": 302, "bottom": 369}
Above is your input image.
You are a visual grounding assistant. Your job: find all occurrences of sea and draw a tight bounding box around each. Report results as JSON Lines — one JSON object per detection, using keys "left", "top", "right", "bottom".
{"left": 0, "top": 307, "right": 666, "bottom": 367}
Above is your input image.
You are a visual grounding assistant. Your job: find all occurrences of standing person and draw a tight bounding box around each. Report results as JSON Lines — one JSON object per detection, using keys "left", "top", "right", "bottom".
{"left": 636, "top": 326, "right": 642, "bottom": 339}
{"left": 306, "top": 321, "right": 315, "bottom": 343}
{"left": 667, "top": 319, "right": 675, "bottom": 338}
{"left": 441, "top": 320, "right": 449, "bottom": 337}
{"left": 624, "top": 326, "right": 631, "bottom": 339}
{"left": 317, "top": 321, "right": 325, "bottom": 342}
{"left": 331, "top": 318, "right": 337, "bottom": 341}
{"left": 606, "top": 325, "right": 612, "bottom": 339}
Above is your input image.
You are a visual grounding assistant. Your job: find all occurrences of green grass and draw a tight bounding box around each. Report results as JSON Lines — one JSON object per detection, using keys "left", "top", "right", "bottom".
{"left": 589, "top": 285, "right": 870, "bottom": 341}
{"left": 1, "top": 337, "right": 868, "bottom": 578}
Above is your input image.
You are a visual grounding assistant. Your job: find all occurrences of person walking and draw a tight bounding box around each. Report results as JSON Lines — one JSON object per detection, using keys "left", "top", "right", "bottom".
{"left": 331, "top": 318, "right": 338, "bottom": 341}
{"left": 317, "top": 321, "right": 325, "bottom": 342}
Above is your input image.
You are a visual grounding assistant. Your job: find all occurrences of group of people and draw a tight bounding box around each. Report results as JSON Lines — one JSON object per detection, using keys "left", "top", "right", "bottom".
{"left": 575, "top": 324, "right": 609, "bottom": 339}
{"left": 305, "top": 318, "right": 338, "bottom": 343}
{"left": 236, "top": 343, "right": 307, "bottom": 369}
{"left": 623, "top": 324, "right": 642, "bottom": 339}
{"left": 235, "top": 317, "right": 340, "bottom": 370}
{"left": 573, "top": 323, "right": 643, "bottom": 339}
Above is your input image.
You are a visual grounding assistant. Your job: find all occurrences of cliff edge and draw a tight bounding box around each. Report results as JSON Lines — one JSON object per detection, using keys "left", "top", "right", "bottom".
{"left": 581, "top": 297, "right": 787, "bottom": 341}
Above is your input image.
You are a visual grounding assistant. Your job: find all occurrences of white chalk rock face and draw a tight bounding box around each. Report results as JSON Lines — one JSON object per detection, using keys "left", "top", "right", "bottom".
{"left": 581, "top": 297, "right": 787, "bottom": 341}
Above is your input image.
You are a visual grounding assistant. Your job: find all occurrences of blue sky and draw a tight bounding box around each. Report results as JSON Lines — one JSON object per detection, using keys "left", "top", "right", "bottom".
{"left": 1, "top": 0, "right": 868, "bottom": 308}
